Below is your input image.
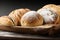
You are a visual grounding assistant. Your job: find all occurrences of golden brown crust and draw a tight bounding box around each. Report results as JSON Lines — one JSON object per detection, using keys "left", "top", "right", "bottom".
{"left": 21, "top": 11, "right": 43, "bottom": 26}
{"left": 0, "top": 16, "right": 14, "bottom": 26}
{"left": 55, "top": 16, "right": 60, "bottom": 24}
{"left": 9, "top": 11, "right": 19, "bottom": 26}
{"left": 9, "top": 8, "right": 30, "bottom": 26}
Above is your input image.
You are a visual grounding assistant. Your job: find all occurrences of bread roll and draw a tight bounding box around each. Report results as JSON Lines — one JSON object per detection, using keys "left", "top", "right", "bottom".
{"left": 21, "top": 11, "right": 43, "bottom": 26}
{"left": 0, "top": 16, "right": 14, "bottom": 26}
{"left": 37, "top": 4, "right": 60, "bottom": 24}
{"left": 9, "top": 8, "right": 30, "bottom": 26}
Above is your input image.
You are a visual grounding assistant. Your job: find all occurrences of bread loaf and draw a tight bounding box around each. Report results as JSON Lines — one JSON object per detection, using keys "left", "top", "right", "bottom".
{"left": 37, "top": 4, "right": 60, "bottom": 24}
{"left": 21, "top": 11, "right": 43, "bottom": 26}
{"left": 9, "top": 8, "right": 30, "bottom": 26}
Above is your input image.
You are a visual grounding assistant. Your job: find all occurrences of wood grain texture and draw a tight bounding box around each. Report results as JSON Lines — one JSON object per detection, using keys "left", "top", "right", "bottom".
{"left": 0, "top": 24, "right": 60, "bottom": 36}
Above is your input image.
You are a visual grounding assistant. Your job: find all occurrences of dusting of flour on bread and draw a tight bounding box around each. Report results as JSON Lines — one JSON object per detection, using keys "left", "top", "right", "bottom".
{"left": 21, "top": 11, "right": 40, "bottom": 23}
{"left": 21, "top": 11, "right": 43, "bottom": 26}
{"left": 37, "top": 8, "right": 57, "bottom": 23}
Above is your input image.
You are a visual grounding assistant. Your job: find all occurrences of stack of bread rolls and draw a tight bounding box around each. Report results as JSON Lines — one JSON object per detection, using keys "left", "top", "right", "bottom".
{"left": 0, "top": 8, "right": 30, "bottom": 26}
{"left": 0, "top": 4, "right": 60, "bottom": 27}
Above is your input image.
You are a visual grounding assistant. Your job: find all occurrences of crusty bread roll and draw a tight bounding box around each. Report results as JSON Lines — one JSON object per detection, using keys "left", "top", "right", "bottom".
{"left": 37, "top": 4, "right": 60, "bottom": 24}
{"left": 0, "top": 16, "right": 14, "bottom": 26}
{"left": 21, "top": 11, "right": 43, "bottom": 26}
{"left": 9, "top": 8, "right": 30, "bottom": 26}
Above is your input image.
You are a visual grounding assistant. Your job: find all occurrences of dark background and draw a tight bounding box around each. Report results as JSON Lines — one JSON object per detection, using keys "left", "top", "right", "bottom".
{"left": 0, "top": 0, "right": 60, "bottom": 16}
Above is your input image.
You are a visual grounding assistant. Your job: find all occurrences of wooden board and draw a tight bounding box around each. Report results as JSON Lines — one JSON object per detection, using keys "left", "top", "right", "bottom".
{"left": 0, "top": 24, "right": 60, "bottom": 37}
{"left": 0, "top": 31, "right": 60, "bottom": 40}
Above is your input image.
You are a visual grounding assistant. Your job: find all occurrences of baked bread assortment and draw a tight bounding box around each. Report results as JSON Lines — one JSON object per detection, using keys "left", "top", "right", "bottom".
{"left": 0, "top": 4, "right": 60, "bottom": 36}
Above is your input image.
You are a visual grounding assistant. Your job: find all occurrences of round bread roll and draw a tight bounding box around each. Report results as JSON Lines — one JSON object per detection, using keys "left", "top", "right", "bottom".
{"left": 21, "top": 11, "right": 43, "bottom": 26}
{"left": 9, "top": 8, "right": 30, "bottom": 26}
{"left": 37, "top": 4, "right": 60, "bottom": 24}
{"left": 0, "top": 16, "right": 14, "bottom": 26}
